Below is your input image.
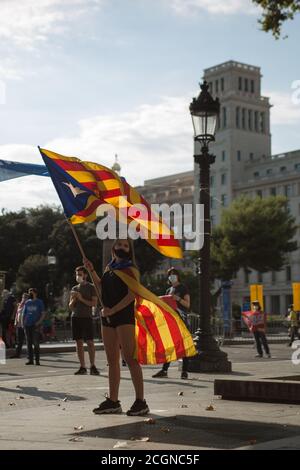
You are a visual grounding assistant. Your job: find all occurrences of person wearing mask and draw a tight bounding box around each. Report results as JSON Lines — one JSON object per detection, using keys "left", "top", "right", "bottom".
{"left": 69, "top": 266, "right": 100, "bottom": 376}
{"left": 0, "top": 290, "right": 17, "bottom": 348}
{"left": 23, "top": 288, "right": 46, "bottom": 365}
{"left": 287, "top": 304, "right": 299, "bottom": 346}
{"left": 250, "top": 300, "right": 271, "bottom": 358}
{"left": 84, "top": 239, "right": 150, "bottom": 416}
{"left": 11, "top": 293, "right": 29, "bottom": 358}
{"left": 152, "top": 267, "right": 191, "bottom": 379}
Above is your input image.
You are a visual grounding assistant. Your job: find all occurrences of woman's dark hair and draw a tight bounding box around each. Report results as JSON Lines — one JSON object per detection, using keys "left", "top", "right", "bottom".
{"left": 252, "top": 300, "right": 261, "bottom": 310}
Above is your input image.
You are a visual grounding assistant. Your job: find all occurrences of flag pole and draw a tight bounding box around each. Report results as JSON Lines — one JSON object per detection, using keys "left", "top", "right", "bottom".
{"left": 65, "top": 217, "right": 104, "bottom": 312}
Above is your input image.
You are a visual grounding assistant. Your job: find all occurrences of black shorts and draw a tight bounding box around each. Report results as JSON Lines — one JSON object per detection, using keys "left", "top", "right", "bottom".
{"left": 101, "top": 303, "right": 135, "bottom": 329}
{"left": 71, "top": 317, "right": 94, "bottom": 341}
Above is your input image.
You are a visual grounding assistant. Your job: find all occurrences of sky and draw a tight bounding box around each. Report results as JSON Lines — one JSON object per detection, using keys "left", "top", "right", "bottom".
{"left": 0, "top": 0, "right": 299, "bottom": 212}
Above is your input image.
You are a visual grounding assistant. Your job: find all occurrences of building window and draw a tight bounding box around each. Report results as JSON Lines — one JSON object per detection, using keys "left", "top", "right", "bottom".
{"left": 271, "top": 271, "right": 276, "bottom": 284}
{"left": 271, "top": 295, "right": 280, "bottom": 315}
{"left": 242, "top": 108, "right": 246, "bottom": 129}
{"left": 221, "top": 77, "right": 224, "bottom": 92}
{"left": 211, "top": 215, "right": 216, "bottom": 227}
{"left": 280, "top": 166, "right": 287, "bottom": 173}
{"left": 248, "top": 109, "right": 253, "bottom": 130}
{"left": 266, "top": 168, "right": 272, "bottom": 175}
{"left": 237, "top": 150, "right": 241, "bottom": 161}
{"left": 222, "top": 107, "right": 227, "bottom": 128}
{"left": 258, "top": 272, "right": 263, "bottom": 283}
{"left": 295, "top": 163, "right": 300, "bottom": 172}
{"left": 221, "top": 173, "right": 227, "bottom": 185}
{"left": 260, "top": 112, "right": 265, "bottom": 133}
{"left": 270, "top": 187, "right": 277, "bottom": 196}
{"left": 251, "top": 80, "right": 255, "bottom": 93}
{"left": 222, "top": 150, "right": 226, "bottom": 162}
{"left": 256, "top": 190, "right": 262, "bottom": 198}
{"left": 254, "top": 171, "right": 259, "bottom": 178}
{"left": 221, "top": 194, "right": 228, "bottom": 206}
{"left": 216, "top": 80, "right": 219, "bottom": 94}
{"left": 244, "top": 269, "right": 250, "bottom": 284}
{"left": 209, "top": 82, "right": 213, "bottom": 93}
{"left": 210, "top": 175, "right": 215, "bottom": 186}
{"left": 245, "top": 78, "right": 248, "bottom": 92}
{"left": 254, "top": 111, "right": 259, "bottom": 132}
{"left": 236, "top": 107, "right": 240, "bottom": 128}
{"left": 286, "top": 266, "right": 292, "bottom": 282}
{"left": 238, "top": 77, "right": 242, "bottom": 91}
{"left": 249, "top": 152, "right": 254, "bottom": 160}
{"left": 210, "top": 196, "right": 216, "bottom": 210}
{"left": 284, "top": 185, "right": 292, "bottom": 197}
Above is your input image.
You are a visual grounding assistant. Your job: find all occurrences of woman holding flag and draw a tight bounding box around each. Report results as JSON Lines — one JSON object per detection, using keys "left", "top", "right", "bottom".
{"left": 84, "top": 238, "right": 196, "bottom": 416}
{"left": 84, "top": 239, "right": 149, "bottom": 416}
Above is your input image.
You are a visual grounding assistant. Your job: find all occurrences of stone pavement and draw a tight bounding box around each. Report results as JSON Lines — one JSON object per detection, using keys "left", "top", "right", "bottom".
{"left": 0, "top": 344, "right": 300, "bottom": 450}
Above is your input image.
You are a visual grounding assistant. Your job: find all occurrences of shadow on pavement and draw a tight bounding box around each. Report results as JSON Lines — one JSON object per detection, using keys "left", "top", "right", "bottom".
{"left": 0, "top": 385, "right": 86, "bottom": 402}
{"left": 74, "top": 414, "right": 300, "bottom": 449}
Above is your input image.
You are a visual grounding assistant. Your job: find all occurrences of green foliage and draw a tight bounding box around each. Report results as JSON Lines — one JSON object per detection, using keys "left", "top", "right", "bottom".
{"left": 134, "top": 238, "right": 164, "bottom": 276}
{"left": 211, "top": 196, "right": 297, "bottom": 280}
{"left": 16, "top": 255, "right": 49, "bottom": 300}
{"left": 253, "top": 0, "right": 300, "bottom": 38}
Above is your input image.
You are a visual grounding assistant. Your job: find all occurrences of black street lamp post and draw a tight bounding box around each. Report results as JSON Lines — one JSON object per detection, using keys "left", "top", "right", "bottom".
{"left": 47, "top": 248, "right": 57, "bottom": 312}
{"left": 188, "top": 81, "right": 231, "bottom": 372}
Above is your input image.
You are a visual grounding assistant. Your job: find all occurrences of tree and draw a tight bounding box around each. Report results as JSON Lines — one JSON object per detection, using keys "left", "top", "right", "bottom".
{"left": 253, "top": 0, "right": 300, "bottom": 38}
{"left": 211, "top": 196, "right": 298, "bottom": 280}
{"left": 16, "top": 255, "right": 49, "bottom": 300}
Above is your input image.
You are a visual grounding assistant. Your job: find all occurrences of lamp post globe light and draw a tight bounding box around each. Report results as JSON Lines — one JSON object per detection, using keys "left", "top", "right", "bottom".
{"left": 188, "top": 81, "right": 231, "bottom": 372}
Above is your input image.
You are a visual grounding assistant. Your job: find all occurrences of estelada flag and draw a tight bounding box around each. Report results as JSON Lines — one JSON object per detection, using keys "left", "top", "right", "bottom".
{"left": 114, "top": 266, "right": 196, "bottom": 364}
{"left": 39, "top": 147, "right": 182, "bottom": 259}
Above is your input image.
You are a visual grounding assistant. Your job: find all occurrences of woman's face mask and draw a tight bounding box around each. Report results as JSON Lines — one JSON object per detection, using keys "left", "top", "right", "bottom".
{"left": 168, "top": 274, "right": 178, "bottom": 284}
{"left": 114, "top": 248, "right": 129, "bottom": 259}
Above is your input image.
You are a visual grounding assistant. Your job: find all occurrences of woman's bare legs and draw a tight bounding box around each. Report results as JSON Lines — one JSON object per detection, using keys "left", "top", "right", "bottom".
{"left": 117, "top": 324, "right": 144, "bottom": 400}
{"left": 102, "top": 326, "right": 120, "bottom": 402}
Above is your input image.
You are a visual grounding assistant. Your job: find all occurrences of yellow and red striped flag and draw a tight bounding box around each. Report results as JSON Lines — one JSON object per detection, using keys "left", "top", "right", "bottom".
{"left": 114, "top": 266, "right": 196, "bottom": 364}
{"left": 39, "top": 147, "right": 183, "bottom": 259}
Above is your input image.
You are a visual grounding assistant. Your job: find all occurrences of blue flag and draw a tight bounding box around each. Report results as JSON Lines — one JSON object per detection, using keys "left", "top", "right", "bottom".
{"left": 0, "top": 159, "right": 49, "bottom": 182}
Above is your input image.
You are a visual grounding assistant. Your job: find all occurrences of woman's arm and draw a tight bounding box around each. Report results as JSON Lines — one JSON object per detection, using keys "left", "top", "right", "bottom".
{"left": 173, "top": 293, "right": 190, "bottom": 310}
{"left": 102, "top": 291, "right": 135, "bottom": 317}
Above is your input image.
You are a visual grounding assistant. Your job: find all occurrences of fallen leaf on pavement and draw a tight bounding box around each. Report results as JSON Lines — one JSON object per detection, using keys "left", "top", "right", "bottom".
{"left": 74, "top": 426, "right": 84, "bottom": 431}
{"left": 69, "top": 437, "right": 83, "bottom": 442}
{"left": 144, "top": 418, "right": 156, "bottom": 425}
{"left": 113, "top": 441, "right": 129, "bottom": 449}
{"left": 9, "top": 402, "right": 16, "bottom": 406}
{"left": 16, "top": 396, "right": 24, "bottom": 400}
{"left": 206, "top": 405, "right": 215, "bottom": 411}
{"left": 178, "top": 392, "right": 184, "bottom": 396}
{"left": 62, "top": 397, "right": 68, "bottom": 402}
{"left": 161, "top": 427, "right": 170, "bottom": 433}
{"left": 181, "top": 404, "right": 188, "bottom": 408}
{"left": 130, "top": 437, "right": 150, "bottom": 442}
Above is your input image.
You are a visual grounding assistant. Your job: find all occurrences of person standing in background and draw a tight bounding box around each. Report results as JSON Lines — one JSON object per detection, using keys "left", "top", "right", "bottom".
{"left": 11, "top": 292, "right": 29, "bottom": 358}
{"left": 23, "top": 288, "right": 46, "bottom": 365}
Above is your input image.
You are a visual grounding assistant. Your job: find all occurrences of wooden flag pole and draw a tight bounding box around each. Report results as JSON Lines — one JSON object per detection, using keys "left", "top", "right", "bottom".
{"left": 65, "top": 217, "right": 104, "bottom": 310}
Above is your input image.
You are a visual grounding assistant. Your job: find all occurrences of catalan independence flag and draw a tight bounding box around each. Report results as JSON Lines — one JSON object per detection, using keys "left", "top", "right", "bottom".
{"left": 39, "top": 147, "right": 182, "bottom": 259}
{"left": 114, "top": 266, "right": 196, "bottom": 364}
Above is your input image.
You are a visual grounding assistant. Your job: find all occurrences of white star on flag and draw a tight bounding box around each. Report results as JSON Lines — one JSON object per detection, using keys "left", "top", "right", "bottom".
{"left": 63, "top": 182, "right": 88, "bottom": 198}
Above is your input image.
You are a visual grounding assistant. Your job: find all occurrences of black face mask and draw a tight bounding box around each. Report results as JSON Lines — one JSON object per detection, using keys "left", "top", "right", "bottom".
{"left": 114, "top": 248, "right": 129, "bottom": 259}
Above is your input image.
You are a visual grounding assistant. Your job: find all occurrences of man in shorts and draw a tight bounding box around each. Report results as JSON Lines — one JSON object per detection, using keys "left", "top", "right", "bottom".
{"left": 69, "top": 266, "right": 100, "bottom": 375}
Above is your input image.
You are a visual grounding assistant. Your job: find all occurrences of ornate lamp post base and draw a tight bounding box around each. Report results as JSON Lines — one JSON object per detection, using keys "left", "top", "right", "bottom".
{"left": 187, "top": 331, "right": 232, "bottom": 373}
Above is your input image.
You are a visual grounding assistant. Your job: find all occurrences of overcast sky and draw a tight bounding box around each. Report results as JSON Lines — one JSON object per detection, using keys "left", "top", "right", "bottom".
{"left": 0, "top": 0, "right": 299, "bottom": 211}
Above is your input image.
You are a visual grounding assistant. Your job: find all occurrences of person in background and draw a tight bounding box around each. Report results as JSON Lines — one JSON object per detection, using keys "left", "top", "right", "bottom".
{"left": 0, "top": 290, "right": 17, "bottom": 348}
{"left": 287, "top": 304, "right": 299, "bottom": 347}
{"left": 250, "top": 300, "right": 271, "bottom": 358}
{"left": 11, "top": 293, "right": 29, "bottom": 358}
{"left": 23, "top": 288, "right": 46, "bottom": 365}
{"left": 152, "top": 267, "right": 191, "bottom": 380}
{"left": 69, "top": 266, "right": 100, "bottom": 376}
